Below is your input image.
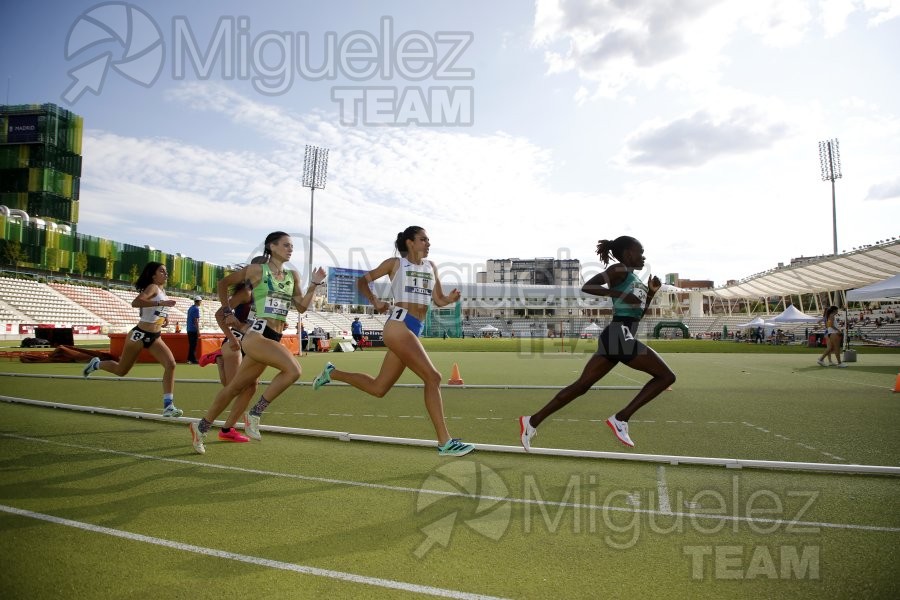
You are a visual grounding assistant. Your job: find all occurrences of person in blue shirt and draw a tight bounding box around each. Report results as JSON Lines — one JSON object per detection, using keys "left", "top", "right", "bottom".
{"left": 186, "top": 296, "right": 202, "bottom": 364}
{"left": 351, "top": 316, "right": 364, "bottom": 349}
{"left": 300, "top": 324, "right": 309, "bottom": 356}
{"left": 518, "top": 236, "right": 675, "bottom": 450}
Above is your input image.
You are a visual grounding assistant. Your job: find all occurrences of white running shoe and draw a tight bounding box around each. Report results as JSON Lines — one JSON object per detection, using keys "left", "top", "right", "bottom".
{"left": 606, "top": 415, "right": 635, "bottom": 447}
{"left": 245, "top": 414, "right": 261, "bottom": 440}
{"left": 836, "top": 363, "right": 848, "bottom": 368}
{"left": 519, "top": 415, "right": 536, "bottom": 452}
{"left": 188, "top": 422, "right": 206, "bottom": 454}
{"left": 241, "top": 412, "right": 261, "bottom": 440}
{"left": 162, "top": 405, "right": 183, "bottom": 418}
{"left": 83, "top": 356, "right": 100, "bottom": 378}
{"left": 816, "top": 358, "right": 826, "bottom": 367}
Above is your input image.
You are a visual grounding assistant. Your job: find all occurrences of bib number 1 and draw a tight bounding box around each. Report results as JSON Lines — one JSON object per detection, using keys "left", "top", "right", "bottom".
{"left": 388, "top": 307, "right": 409, "bottom": 322}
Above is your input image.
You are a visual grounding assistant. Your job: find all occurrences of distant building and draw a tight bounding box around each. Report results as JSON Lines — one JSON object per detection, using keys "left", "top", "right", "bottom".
{"left": 675, "top": 277, "right": 713, "bottom": 290}
{"left": 0, "top": 103, "right": 83, "bottom": 233}
{"left": 480, "top": 257, "right": 581, "bottom": 286}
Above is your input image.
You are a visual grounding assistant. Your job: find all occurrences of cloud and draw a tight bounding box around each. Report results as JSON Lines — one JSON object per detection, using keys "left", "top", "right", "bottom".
{"left": 865, "top": 176, "right": 900, "bottom": 201}
{"left": 533, "top": 0, "right": 725, "bottom": 98}
{"left": 81, "top": 83, "right": 606, "bottom": 277}
{"left": 532, "top": 0, "right": 898, "bottom": 100}
{"left": 619, "top": 106, "right": 790, "bottom": 168}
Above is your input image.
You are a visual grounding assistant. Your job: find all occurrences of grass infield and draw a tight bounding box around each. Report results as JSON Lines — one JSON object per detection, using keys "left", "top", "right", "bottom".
{"left": 1, "top": 346, "right": 898, "bottom": 599}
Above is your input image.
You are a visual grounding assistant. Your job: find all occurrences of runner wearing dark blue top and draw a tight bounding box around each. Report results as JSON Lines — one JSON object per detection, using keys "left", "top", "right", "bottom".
{"left": 519, "top": 236, "right": 676, "bottom": 449}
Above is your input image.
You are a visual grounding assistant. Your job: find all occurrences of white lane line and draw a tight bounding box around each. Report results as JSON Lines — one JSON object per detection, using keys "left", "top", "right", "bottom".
{"left": 0, "top": 504, "right": 507, "bottom": 600}
{"left": 656, "top": 465, "right": 673, "bottom": 515}
{"left": 3, "top": 433, "right": 898, "bottom": 533}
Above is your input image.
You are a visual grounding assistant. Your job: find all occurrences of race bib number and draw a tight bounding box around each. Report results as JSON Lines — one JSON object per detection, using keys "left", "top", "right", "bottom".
{"left": 231, "top": 328, "right": 244, "bottom": 341}
{"left": 129, "top": 329, "right": 146, "bottom": 343}
{"left": 620, "top": 324, "right": 635, "bottom": 341}
{"left": 633, "top": 286, "right": 648, "bottom": 306}
{"left": 247, "top": 318, "right": 266, "bottom": 335}
{"left": 388, "top": 307, "right": 409, "bottom": 322}
{"left": 262, "top": 296, "right": 289, "bottom": 318}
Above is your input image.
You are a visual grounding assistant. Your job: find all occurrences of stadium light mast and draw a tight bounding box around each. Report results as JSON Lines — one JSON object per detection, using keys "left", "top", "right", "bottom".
{"left": 818, "top": 138, "right": 842, "bottom": 255}
{"left": 301, "top": 145, "right": 329, "bottom": 281}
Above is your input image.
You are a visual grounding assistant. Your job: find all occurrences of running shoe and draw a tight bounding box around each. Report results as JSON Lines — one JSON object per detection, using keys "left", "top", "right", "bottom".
{"left": 188, "top": 421, "right": 206, "bottom": 454}
{"left": 437, "top": 438, "right": 475, "bottom": 457}
{"left": 313, "top": 362, "right": 335, "bottom": 390}
{"left": 240, "top": 412, "right": 261, "bottom": 441}
{"left": 816, "top": 358, "right": 826, "bottom": 367}
{"left": 245, "top": 414, "right": 261, "bottom": 440}
{"left": 218, "top": 428, "right": 250, "bottom": 443}
{"left": 162, "top": 404, "right": 184, "bottom": 418}
{"left": 519, "top": 415, "right": 537, "bottom": 452}
{"left": 82, "top": 356, "right": 100, "bottom": 378}
{"left": 199, "top": 349, "right": 222, "bottom": 367}
{"left": 606, "top": 415, "right": 635, "bottom": 447}
{"left": 835, "top": 363, "right": 848, "bottom": 368}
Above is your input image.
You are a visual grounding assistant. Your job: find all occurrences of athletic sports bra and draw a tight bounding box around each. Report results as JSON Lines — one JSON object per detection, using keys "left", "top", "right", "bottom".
{"left": 139, "top": 289, "right": 169, "bottom": 326}
{"left": 390, "top": 257, "right": 435, "bottom": 305}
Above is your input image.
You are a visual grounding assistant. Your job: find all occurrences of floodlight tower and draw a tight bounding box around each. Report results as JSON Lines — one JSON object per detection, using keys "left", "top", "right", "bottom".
{"left": 301, "top": 145, "right": 329, "bottom": 281}
{"left": 818, "top": 138, "right": 842, "bottom": 255}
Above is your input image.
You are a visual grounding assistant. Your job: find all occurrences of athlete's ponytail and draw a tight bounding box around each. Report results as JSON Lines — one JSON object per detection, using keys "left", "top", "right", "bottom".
{"left": 395, "top": 226, "right": 423, "bottom": 256}
{"left": 595, "top": 236, "right": 639, "bottom": 266}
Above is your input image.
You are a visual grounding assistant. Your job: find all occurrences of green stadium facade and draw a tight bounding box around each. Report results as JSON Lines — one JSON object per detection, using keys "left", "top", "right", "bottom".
{"left": 0, "top": 103, "right": 225, "bottom": 292}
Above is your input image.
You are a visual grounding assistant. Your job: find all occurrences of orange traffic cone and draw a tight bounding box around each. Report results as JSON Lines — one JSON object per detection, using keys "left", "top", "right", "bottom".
{"left": 894, "top": 373, "right": 900, "bottom": 393}
{"left": 448, "top": 363, "right": 464, "bottom": 385}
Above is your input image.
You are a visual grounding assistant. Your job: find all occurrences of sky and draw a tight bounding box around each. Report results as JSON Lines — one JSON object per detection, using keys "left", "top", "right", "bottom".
{"left": 2, "top": 0, "right": 898, "bottom": 288}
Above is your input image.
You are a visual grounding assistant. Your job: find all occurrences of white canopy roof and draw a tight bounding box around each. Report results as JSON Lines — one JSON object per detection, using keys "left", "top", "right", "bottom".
{"left": 708, "top": 241, "right": 900, "bottom": 299}
{"left": 846, "top": 273, "right": 900, "bottom": 301}
{"left": 767, "top": 305, "right": 822, "bottom": 323}
{"left": 736, "top": 316, "right": 768, "bottom": 328}
{"left": 479, "top": 324, "right": 500, "bottom": 332}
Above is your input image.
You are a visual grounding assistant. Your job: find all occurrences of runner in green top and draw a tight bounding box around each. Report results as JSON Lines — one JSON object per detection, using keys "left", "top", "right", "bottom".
{"left": 519, "top": 235, "right": 676, "bottom": 450}
{"left": 188, "top": 231, "right": 326, "bottom": 454}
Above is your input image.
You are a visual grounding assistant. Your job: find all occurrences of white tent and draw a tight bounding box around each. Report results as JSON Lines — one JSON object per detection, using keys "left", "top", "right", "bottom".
{"left": 767, "top": 305, "right": 822, "bottom": 324}
{"left": 847, "top": 273, "right": 900, "bottom": 301}
{"left": 737, "top": 316, "right": 768, "bottom": 328}
{"left": 582, "top": 323, "right": 601, "bottom": 333}
{"left": 479, "top": 324, "right": 500, "bottom": 332}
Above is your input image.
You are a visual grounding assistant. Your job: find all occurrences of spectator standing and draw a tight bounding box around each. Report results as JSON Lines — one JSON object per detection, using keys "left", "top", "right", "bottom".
{"left": 351, "top": 317, "right": 364, "bottom": 349}
{"left": 186, "top": 296, "right": 202, "bottom": 364}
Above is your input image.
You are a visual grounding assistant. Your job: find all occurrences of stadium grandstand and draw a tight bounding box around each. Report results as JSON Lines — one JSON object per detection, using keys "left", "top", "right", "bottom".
{"left": 1, "top": 239, "right": 897, "bottom": 346}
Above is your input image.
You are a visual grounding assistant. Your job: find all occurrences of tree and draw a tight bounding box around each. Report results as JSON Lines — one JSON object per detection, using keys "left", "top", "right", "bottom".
{"left": 104, "top": 257, "right": 115, "bottom": 283}
{"left": 45, "top": 247, "right": 60, "bottom": 273}
{"left": 75, "top": 252, "right": 88, "bottom": 278}
{"left": 3, "top": 240, "right": 25, "bottom": 274}
{"left": 129, "top": 264, "right": 139, "bottom": 283}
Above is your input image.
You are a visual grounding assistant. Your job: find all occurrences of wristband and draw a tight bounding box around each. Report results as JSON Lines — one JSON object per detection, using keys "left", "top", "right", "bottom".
{"left": 223, "top": 308, "right": 233, "bottom": 315}
{"left": 312, "top": 280, "right": 324, "bottom": 286}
